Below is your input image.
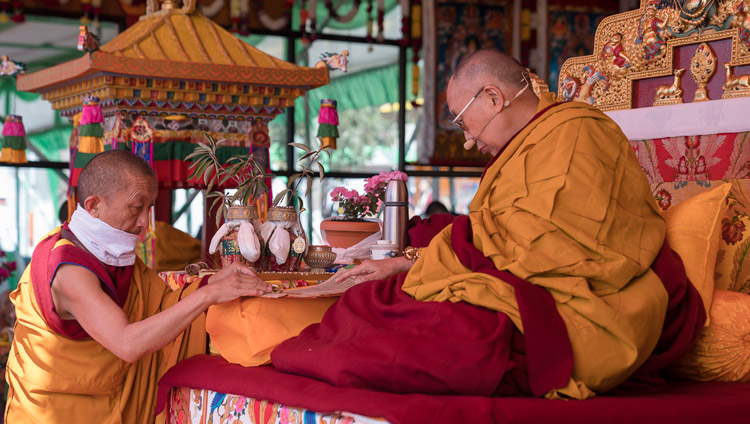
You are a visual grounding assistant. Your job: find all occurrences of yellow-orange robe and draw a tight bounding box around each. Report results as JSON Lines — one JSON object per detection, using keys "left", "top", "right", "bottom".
{"left": 5, "top": 227, "right": 206, "bottom": 423}
{"left": 403, "top": 93, "right": 669, "bottom": 399}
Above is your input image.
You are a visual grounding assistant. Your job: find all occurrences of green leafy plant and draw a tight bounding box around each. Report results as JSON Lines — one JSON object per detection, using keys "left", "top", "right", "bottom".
{"left": 273, "top": 137, "right": 332, "bottom": 210}
{"left": 186, "top": 132, "right": 268, "bottom": 226}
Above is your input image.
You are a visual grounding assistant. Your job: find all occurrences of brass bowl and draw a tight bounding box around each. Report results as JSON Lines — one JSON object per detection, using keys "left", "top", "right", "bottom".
{"left": 305, "top": 245, "right": 337, "bottom": 273}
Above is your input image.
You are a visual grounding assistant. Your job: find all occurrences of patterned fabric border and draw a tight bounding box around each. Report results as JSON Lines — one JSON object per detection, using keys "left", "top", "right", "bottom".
{"left": 168, "top": 386, "right": 387, "bottom": 424}
{"left": 631, "top": 132, "right": 750, "bottom": 187}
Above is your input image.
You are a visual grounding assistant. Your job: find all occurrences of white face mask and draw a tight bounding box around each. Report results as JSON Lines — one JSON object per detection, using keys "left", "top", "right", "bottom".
{"left": 67, "top": 206, "right": 142, "bottom": 267}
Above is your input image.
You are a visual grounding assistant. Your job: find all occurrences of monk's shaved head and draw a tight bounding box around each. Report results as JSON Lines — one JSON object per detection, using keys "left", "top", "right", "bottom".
{"left": 452, "top": 48, "right": 528, "bottom": 90}
{"left": 78, "top": 149, "right": 156, "bottom": 205}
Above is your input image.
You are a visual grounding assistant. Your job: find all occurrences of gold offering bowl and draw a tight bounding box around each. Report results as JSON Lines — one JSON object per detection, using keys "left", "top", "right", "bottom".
{"left": 305, "top": 245, "right": 337, "bottom": 273}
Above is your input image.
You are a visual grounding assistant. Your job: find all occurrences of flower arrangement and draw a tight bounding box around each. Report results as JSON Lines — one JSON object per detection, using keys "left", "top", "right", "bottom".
{"left": 331, "top": 170, "right": 408, "bottom": 220}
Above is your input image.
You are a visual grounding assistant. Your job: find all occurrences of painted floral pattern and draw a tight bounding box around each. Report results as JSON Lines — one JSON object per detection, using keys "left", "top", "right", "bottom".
{"left": 631, "top": 132, "right": 750, "bottom": 295}
{"left": 168, "top": 387, "right": 376, "bottom": 424}
{"left": 722, "top": 217, "right": 746, "bottom": 245}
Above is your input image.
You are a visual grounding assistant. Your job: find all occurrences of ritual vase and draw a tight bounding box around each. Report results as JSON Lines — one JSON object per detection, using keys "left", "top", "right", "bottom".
{"left": 320, "top": 218, "right": 381, "bottom": 249}
{"left": 219, "top": 205, "right": 261, "bottom": 269}
{"left": 261, "top": 206, "right": 308, "bottom": 272}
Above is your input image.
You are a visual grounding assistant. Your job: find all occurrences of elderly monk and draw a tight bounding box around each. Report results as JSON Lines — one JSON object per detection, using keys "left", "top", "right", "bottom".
{"left": 5, "top": 149, "right": 271, "bottom": 423}
{"left": 331, "top": 48, "right": 703, "bottom": 399}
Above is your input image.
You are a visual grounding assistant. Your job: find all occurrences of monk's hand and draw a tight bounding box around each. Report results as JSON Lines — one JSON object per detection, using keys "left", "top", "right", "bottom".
{"left": 205, "top": 262, "right": 272, "bottom": 304}
{"left": 336, "top": 257, "right": 413, "bottom": 285}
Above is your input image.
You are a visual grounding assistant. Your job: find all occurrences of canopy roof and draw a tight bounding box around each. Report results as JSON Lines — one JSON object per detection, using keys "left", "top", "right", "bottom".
{"left": 17, "top": 6, "right": 328, "bottom": 113}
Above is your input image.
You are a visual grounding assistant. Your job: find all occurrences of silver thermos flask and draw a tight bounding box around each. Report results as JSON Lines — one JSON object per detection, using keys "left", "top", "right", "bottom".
{"left": 383, "top": 179, "right": 409, "bottom": 254}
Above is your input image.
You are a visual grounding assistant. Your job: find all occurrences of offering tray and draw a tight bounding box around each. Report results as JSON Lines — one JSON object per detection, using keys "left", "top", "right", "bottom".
{"left": 256, "top": 271, "right": 335, "bottom": 282}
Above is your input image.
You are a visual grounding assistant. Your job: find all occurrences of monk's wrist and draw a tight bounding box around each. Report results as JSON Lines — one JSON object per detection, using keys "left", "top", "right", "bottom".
{"left": 395, "top": 256, "right": 414, "bottom": 273}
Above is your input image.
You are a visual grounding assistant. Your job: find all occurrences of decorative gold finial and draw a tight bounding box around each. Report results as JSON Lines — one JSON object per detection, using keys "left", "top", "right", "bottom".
{"left": 690, "top": 43, "right": 717, "bottom": 102}
{"left": 525, "top": 68, "right": 549, "bottom": 98}
{"left": 143, "top": 0, "right": 195, "bottom": 20}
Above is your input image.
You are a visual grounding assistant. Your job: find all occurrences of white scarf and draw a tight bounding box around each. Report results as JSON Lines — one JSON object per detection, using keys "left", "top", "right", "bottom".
{"left": 68, "top": 206, "right": 141, "bottom": 267}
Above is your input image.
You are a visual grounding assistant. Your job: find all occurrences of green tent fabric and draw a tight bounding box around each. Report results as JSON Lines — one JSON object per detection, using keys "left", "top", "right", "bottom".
{"left": 292, "top": 0, "right": 400, "bottom": 31}
{"left": 294, "top": 52, "right": 420, "bottom": 124}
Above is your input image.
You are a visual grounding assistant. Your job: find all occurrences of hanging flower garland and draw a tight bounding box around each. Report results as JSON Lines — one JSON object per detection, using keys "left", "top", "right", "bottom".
{"left": 324, "top": 0, "right": 361, "bottom": 23}
{"left": 255, "top": 0, "right": 292, "bottom": 31}
{"left": 398, "top": 0, "right": 422, "bottom": 106}
{"left": 376, "top": 0, "right": 385, "bottom": 43}
{"left": 2, "top": 0, "right": 24, "bottom": 23}
{"left": 81, "top": 0, "right": 92, "bottom": 23}
{"left": 229, "top": 0, "right": 250, "bottom": 34}
{"left": 365, "top": 0, "right": 374, "bottom": 45}
{"left": 200, "top": 0, "right": 225, "bottom": 18}
{"left": 411, "top": 0, "right": 422, "bottom": 105}
{"left": 302, "top": 0, "right": 318, "bottom": 44}
{"left": 0, "top": 1, "right": 10, "bottom": 24}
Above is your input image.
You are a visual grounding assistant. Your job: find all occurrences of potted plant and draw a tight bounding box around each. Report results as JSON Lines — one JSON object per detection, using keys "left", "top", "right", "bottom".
{"left": 259, "top": 138, "right": 331, "bottom": 272}
{"left": 186, "top": 133, "right": 268, "bottom": 268}
{"left": 322, "top": 170, "right": 408, "bottom": 249}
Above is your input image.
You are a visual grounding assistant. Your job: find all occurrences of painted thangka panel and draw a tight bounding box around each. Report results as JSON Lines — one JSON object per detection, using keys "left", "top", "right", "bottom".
{"left": 422, "top": 0, "right": 512, "bottom": 165}
{"left": 548, "top": 6, "right": 617, "bottom": 93}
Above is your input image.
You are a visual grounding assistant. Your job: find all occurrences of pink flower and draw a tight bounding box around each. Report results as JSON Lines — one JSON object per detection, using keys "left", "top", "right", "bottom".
{"left": 0, "top": 268, "right": 8, "bottom": 280}
{"left": 4, "top": 261, "right": 16, "bottom": 272}
{"left": 388, "top": 170, "right": 408, "bottom": 181}
{"left": 331, "top": 171, "right": 408, "bottom": 219}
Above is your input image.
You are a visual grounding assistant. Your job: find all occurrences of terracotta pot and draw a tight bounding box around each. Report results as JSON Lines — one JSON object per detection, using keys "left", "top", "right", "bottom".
{"left": 320, "top": 219, "right": 381, "bottom": 249}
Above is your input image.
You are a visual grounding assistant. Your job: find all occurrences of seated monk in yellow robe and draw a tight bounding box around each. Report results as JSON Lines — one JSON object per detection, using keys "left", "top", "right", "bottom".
{"left": 5, "top": 149, "right": 272, "bottom": 423}
{"left": 337, "top": 49, "right": 703, "bottom": 399}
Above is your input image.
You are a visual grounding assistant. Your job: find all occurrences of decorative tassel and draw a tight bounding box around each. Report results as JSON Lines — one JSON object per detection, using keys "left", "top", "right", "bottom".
{"left": 92, "top": 0, "right": 102, "bottom": 29}
{"left": 230, "top": 0, "right": 241, "bottom": 32}
{"left": 412, "top": 63, "right": 420, "bottom": 98}
{"left": 78, "top": 95, "right": 104, "bottom": 154}
{"left": 81, "top": 0, "right": 91, "bottom": 24}
{"left": 10, "top": 0, "right": 22, "bottom": 23}
{"left": 366, "top": 0, "right": 374, "bottom": 49}
{"left": 317, "top": 99, "right": 339, "bottom": 149}
{"left": 0, "top": 0, "right": 8, "bottom": 24}
{"left": 1, "top": 114, "right": 27, "bottom": 164}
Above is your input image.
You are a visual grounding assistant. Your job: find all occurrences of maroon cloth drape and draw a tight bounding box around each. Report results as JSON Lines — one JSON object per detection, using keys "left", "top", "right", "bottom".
{"left": 30, "top": 224, "right": 133, "bottom": 340}
{"left": 271, "top": 274, "right": 529, "bottom": 396}
{"left": 450, "top": 215, "right": 573, "bottom": 396}
{"left": 157, "top": 355, "right": 750, "bottom": 424}
{"left": 406, "top": 213, "right": 457, "bottom": 248}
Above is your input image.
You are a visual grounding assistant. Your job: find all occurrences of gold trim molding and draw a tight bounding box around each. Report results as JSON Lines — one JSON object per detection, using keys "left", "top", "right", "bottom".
{"left": 558, "top": 0, "right": 750, "bottom": 111}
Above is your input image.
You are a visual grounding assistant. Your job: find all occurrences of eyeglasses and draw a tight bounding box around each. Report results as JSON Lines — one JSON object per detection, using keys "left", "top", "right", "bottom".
{"left": 450, "top": 87, "right": 483, "bottom": 132}
{"left": 450, "top": 75, "right": 531, "bottom": 132}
